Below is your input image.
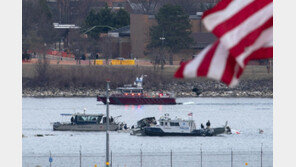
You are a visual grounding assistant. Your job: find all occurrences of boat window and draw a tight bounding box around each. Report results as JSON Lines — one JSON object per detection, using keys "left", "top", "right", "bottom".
{"left": 160, "top": 122, "right": 163, "bottom": 126}
{"left": 121, "top": 89, "right": 129, "bottom": 93}
{"left": 131, "top": 89, "right": 141, "bottom": 93}
{"left": 97, "top": 116, "right": 103, "bottom": 123}
{"left": 170, "top": 122, "right": 180, "bottom": 126}
{"left": 76, "top": 115, "right": 101, "bottom": 123}
{"left": 165, "top": 122, "right": 168, "bottom": 126}
{"left": 77, "top": 116, "right": 85, "bottom": 121}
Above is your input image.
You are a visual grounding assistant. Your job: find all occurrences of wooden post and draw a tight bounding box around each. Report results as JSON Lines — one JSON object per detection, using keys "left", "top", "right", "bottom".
{"left": 140, "top": 149, "right": 143, "bottom": 167}
{"left": 200, "top": 147, "right": 202, "bottom": 167}
{"left": 261, "top": 143, "right": 263, "bottom": 167}
{"left": 79, "top": 146, "right": 82, "bottom": 167}
{"left": 231, "top": 149, "right": 233, "bottom": 167}
{"left": 111, "top": 151, "right": 113, "bottom": 167}
{"left": 170, "top": 150, "right": 173, "bottom": 167}
{"left": 49, "top": 151, "right": 52, "bottom": 167}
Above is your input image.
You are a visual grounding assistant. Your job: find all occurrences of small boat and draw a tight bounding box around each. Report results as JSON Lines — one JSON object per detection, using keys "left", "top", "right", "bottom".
{"left": 53, "top": 111, "right": 121, "bottom": 131}
{"left": 97, "top": 75, "right": 177, "bottom": 105}
{"left": 132, "top": 114, "right": 226, "bottom": 136}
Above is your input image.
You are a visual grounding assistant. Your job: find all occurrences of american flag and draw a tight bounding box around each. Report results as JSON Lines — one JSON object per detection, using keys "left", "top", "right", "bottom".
{"left": 175, "top": 0, "right": 273, "bottom": 87}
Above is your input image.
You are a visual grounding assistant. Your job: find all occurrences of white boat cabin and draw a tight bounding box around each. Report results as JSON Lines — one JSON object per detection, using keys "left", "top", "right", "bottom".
{"left": 156, "top": 114, "right": 196, "bottom": 133}
{"left": 116, "top": 87, "right": 144, "bottom": 95}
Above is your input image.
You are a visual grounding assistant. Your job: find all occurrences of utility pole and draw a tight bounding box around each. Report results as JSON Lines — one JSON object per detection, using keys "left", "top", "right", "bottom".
{"left": 106, "top": 80, "right": 110, "bottom": 167}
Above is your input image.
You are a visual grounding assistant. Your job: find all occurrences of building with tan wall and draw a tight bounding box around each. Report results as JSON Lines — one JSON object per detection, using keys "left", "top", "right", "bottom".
{"left": 130, "top": 14, "right": 157, "bottom": 58}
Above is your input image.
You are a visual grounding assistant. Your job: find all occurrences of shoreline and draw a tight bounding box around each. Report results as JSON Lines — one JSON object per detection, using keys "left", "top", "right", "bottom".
{"left": 22, "top": 88, "right": 273, "bottom": 98}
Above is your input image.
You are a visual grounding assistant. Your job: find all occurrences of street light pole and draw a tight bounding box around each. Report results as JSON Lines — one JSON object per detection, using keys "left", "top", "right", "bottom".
{"left": 106, "top": 80, "right": 110, "bottom": 167}
{"left": 159, "top": 32, "right": 165, "bottom": 70}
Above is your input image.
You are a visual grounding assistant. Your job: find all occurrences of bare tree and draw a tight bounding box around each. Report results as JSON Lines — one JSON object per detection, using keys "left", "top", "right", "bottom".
{"left": 55, "top": 0, "right": 97, "bottom": 25}
{"left": 23, "top": 0, "right": 58, "bottom": 52}
{"left": 146, "top": 48, "right": 166, "bottom": 71}
{"left": 68, "top": 30, "right": 99, "bottom": 60}
{"left": 161, "top": 0, "right": 218, "bottom": 14}
{"left": 34, "top": 44, "right": 51, "bottom": 86}
{"left": 75, "top": 0, "right": 98, "bottom": 25}
{"left": 127, "top": 0, "right": 161, "bottom": 14}
{"left": 161, "top": 0, "right": 202, "bottom": 14}
{"left": 100, "top": 37, "right": 119, "bottom": 64}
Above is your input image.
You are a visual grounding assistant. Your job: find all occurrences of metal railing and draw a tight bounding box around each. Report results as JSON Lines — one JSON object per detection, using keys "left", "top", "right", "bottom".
{"left": 23, "top": 149, "right": 273, "bottom": 167}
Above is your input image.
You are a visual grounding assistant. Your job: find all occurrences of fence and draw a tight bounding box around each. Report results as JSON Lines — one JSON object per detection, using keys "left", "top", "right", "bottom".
{"left": 23, "top": 149, "right": 273, "bottom": 167}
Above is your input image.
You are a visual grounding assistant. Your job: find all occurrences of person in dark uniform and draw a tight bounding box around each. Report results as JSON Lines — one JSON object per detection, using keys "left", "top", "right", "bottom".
{"left": 71, "top": 116, "right": 75, "bottom": 124}
{"left": 124, "top": 124, "right": 128, "bottom": 130}
{"left": 206, "top": 120, "right": 211, "bottom": 129}
{"left": 120, "top": 123, "right": 124, "bottom": 130}
{"left": 201, "top": 123, "right": 205, "bottom": 129}
{"left": 226, "top": 126, "right": 232, "bottom": 134}
{"left": 110, "top": 116, "right": 114, "bottom": 123}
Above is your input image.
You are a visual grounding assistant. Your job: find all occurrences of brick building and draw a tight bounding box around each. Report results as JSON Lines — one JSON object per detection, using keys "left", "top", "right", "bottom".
{"left": 108, "top": 26, "right": 131, "bottom": 58}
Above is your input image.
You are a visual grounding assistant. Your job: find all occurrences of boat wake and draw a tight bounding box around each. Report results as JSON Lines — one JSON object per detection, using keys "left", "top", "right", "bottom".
{"left": 180, "top": 102, "right": 195, "bottom": 105}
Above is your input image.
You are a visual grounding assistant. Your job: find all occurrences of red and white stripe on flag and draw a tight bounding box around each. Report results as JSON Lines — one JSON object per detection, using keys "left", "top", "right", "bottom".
{"left": 175, "top": 38, "right": 272, "bottom": 87}
{"left": 174, "top": 0, "right": 273, "bottom": 86}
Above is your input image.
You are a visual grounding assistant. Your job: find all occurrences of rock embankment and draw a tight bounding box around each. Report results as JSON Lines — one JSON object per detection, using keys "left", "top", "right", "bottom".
{"left": 22, "top": 79, "right": 273, "bottom": 98}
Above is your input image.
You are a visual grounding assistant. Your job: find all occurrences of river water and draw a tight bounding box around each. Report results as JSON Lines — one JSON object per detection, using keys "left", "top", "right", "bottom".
{"left": 22, "top": 97, "right": 273, "bottom": 167}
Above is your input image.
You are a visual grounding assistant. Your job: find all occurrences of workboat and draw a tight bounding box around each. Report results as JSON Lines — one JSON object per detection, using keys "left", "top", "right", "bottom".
{"left": 53, "top": 111, "right": 121, "bottom": 131}
{"left": 97, "top": 75, "right": 177, "bottom": 105}
{"left": 131, "top": 114, "right": 226, "bottom": 136}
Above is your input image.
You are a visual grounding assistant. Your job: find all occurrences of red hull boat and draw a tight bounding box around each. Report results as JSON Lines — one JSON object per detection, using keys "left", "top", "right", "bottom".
{"left": 97, "top": 96, "right": 176, "bottom": 105}
{"left": 97, "top": 75, "right": 177, "bottom": 105}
